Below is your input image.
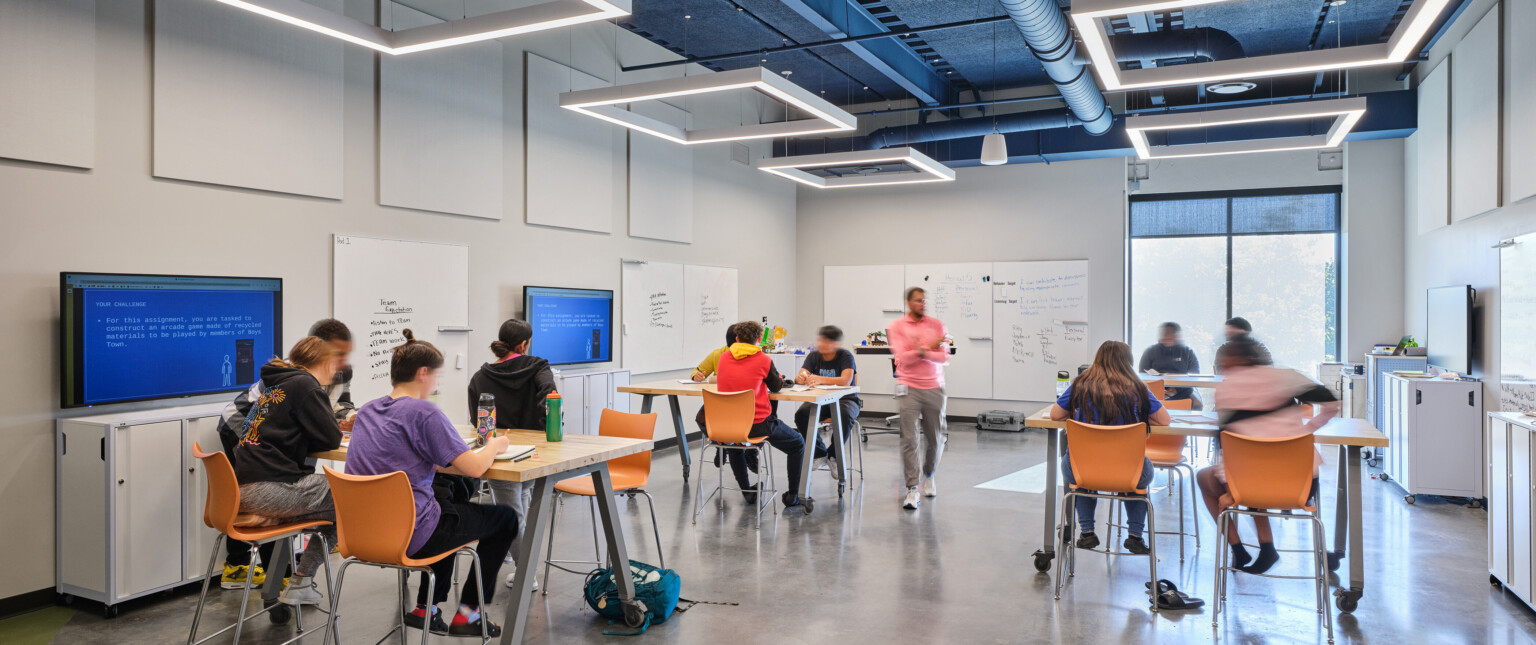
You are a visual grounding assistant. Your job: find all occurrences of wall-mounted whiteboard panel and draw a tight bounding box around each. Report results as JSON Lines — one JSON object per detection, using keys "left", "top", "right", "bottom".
{"left": 1417, "top": 63, "right": 1450, "bottom": 233}
{"left": 526, "top": 53, "right": 615, "bottom": 233}
{"left": 1450, "top": 8, "right": 1501, "bottom": 222}
{"left": 683, "top": 265, "right": 737, "bottom": 362}
{"left": 333, "top": 235, "right": 470, "bottom": 422}
{"left": 0, "top": 0, "right": 94, "bottom": 168}
{"left": 1501, "top": 232, "right": 1536, "bottom": 412}
{"left": 629, "top": 102, "right": 694, "bottom": 243}
{"left": 991, "top": 261, "right": 1089, "bottom": 402}
{"left": 154, "top": 0, "right": 343, "bottom": 199}
{"left": 621, "top": 261, "right": 684, "bottom": 375}
{"left": 825, "top": 265, "right": 905, "bottom": 395}
{"left": 1507, "top": 0, "right": 1536, "bottom": 204}
{"left": 380, "top": 3, "right": 503, "bottom": 219}
{"left": 906, "top": 264, "right": 993, "bottom": 399}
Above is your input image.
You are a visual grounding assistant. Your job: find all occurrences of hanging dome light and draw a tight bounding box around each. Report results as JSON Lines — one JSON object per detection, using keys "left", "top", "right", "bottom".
{"left": 980, "top": 132, "right": 1008, "bottom": 166}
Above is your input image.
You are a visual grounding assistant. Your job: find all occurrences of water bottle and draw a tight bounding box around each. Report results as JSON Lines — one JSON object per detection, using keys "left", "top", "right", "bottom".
{"left": 545, "top": 393, "right": 563, "bottom": 442}
{"left": 1055, "top": 371, "right": 1071, "bottom": 398}
{"left": 476, "top": 393, "right": 496, "bottom": 445}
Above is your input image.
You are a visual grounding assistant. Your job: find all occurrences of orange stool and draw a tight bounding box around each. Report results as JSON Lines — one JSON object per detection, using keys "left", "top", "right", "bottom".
{"left": 1109, "top": 398, "right": 1201, "bottom": 562}
{"left": 186, "top": 444, "right": 335, "bottom": 645}
{"left": 693, "top": 390, "right": 776, "bottom": 528}
{"left": 540, "top": 410, "right": 664, "bottom": 592}
{"left": 1054, "top": 420, "right": 1160, "bottom": 610}
{"left": 1213, "top": 432, "right": 1334, "bottom": 644}
{"left": 321, "top": 468, "right": 491, "bottom": 645}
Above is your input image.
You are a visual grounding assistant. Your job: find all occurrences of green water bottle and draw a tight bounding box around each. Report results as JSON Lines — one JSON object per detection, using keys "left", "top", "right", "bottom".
{"left": 545, "top": 392, "right": 563, "bottom": 442}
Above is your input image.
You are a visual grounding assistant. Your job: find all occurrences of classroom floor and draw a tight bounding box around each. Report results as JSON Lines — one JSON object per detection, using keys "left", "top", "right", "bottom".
{"left": 17, "top": 419, "right": 1536, "bottom": 644}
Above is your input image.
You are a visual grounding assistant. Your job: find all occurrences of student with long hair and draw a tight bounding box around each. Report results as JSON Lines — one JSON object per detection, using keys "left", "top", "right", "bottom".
{"left": 346, "top": 330, "right": 518, "bottom": 637}
{"left": 468, "top": 318, "right": 556, "bottom": 588}
{"left": 1196, "top": 338, "right": 1339, "bottom": 574}
{"left": 228, "top": 336, "right": 344, "bottom": 606}
{"left": 1049, "top": 341, "right": 1172, "bottom": 554}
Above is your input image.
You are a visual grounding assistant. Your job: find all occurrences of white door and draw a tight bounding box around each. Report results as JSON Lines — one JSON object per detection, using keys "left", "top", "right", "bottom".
{"left": 114, "top": 422, "right": 184, "bottom": 599}
{"left": 1490, "top": 420, "right": 1510, "bottom": 581}
{"left": 183, "top": 416, "right": 223, "bottom": 582}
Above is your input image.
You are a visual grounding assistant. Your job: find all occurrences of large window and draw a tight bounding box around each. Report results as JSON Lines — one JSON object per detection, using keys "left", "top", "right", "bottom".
{"left": 1129, "top": 187, "right": 1340, "bottom": 378}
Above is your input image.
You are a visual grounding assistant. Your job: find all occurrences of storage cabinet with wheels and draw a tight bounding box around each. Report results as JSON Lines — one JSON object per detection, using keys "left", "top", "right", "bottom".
{"left": 56, "top": 403, "right": 226, "bottom": 615}
{"left": 1379, "top": 375, "right": 1483, "bottom": 501}
{"left": 1489, "top": 412, "right": 1536, "bottom": 610}
{"left": 553, "top": 367, "right": 630, "bottom": 435}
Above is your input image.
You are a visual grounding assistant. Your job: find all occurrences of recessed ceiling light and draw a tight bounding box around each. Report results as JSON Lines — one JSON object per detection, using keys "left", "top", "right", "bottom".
{"left": 1206, "top": 81, "right": 1257, "bottom": 94}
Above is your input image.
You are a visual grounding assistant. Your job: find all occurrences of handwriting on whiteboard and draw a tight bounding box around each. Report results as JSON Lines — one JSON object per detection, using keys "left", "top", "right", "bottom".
{"left": 648, "top": 291, "right": 674, "bottom": 329}
{"left": 365, "top": 300, "right": 413, "bottom": 380}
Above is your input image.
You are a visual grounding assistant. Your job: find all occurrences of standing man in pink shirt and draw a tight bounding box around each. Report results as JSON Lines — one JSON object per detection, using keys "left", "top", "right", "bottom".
{"left": 887, "top": 287, "right": 950, "bottom": 510}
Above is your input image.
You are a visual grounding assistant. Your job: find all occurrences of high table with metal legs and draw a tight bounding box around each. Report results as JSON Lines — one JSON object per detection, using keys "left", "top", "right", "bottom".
{"left": 313, "top": 429, "right": 654, "bottom": 643}
{"left": 617, "top": 381, "right": 862, "bottom": 514}
{"left": 1023, "top": 408, "right": 1388, "bottom": 614}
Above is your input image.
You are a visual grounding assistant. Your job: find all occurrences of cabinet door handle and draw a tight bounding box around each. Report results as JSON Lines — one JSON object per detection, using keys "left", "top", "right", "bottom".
{"left": 1415, "top": 391, "right": 1422, "bottom": 405}
{"left": 100, "top": 438, "right": 106, "bottom": 462}
{"left": 61, "top": 434, "right": 67, "bottom": 455}
{"left": 117, "top": 479, "right": 125, "bottom": 485}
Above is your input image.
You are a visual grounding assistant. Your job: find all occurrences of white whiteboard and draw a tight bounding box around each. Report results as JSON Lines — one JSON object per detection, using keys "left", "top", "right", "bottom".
{"left": 906, "top": 263, "right": 993, "bottom": 399}
{"left": 333, "top": 235, "right": 470, "bottom": 422}
{"left": 621, "top": 261, "right": 684, "bottom": 375}
{"left": 825, "top": 265, "right": 905, "bottom": 395}
{"left": 991, "top": 260, "right": 1090, "bottom": 402}
{"left": 1501, "top": 232, "right": 1536, "bottom": 412}
{"left": 683, "top": 265, "right": 737, "bottom": 362}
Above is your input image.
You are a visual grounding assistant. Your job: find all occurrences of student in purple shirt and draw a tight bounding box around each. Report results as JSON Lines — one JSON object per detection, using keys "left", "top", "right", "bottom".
{"left": 346, "top": 329, "right": 517, "bottom": 638}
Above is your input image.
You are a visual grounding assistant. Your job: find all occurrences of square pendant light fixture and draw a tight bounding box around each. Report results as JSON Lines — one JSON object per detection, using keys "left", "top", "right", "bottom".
{"left": 755, "top": 147, "right": 956, "bottom": 189}
{"left": 1070, "top": 0, "right": 1453, "bottom": 90}
{"left": 209, "top": 0, "right": 630, "bottom": 55}
{"left": 559, "top": 67, "right": 857, "bottom": 144}
{"left": 1124, "top": 97, "right": 1367, "bottom": 159}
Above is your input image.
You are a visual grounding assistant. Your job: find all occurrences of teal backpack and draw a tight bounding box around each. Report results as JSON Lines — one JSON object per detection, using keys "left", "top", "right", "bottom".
{"left": 583, "top": 561, "right": 682, "bottom": 635}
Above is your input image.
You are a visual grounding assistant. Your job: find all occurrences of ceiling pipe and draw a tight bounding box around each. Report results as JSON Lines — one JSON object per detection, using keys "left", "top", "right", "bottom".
{"left": 1077, "top": 27, "right": 1245, "bottom": 64}
{"left": 997, "top": 0, "right": 1112, "bottom": 135}
{"left": 864, "top": 109, "right": 1081, "bottom": 150}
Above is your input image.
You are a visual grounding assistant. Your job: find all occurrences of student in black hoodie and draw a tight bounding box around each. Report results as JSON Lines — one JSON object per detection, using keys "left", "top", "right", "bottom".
{"left": 1138, "top": 321, "right": 1203, "bottom": 409}
{"left": 468, "top": 318, "right": 557, "bottom": 588}
{"left": 229, "top": 336, "right": 344, "bottom": 606}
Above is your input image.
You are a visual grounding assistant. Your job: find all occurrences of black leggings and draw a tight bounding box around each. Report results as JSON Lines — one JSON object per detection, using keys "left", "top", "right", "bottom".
{"left": 411, "top": 500, "right": 519, "bottom": 607}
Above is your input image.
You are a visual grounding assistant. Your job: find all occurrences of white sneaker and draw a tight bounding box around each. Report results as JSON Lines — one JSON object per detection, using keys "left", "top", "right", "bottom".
{"left": 921, "top": 475, "right": 937, "bottom": 498}
{"left": 278, "top": 577, "right": 323, "bottom": 606}
{"left": 902, "top": 488, "right": 921, "bottom": 510}
{"left": 505, "top": 570, "right": 538, "bottom": 592}
{"left": 814, "top": 456, "right": 844, "bottom": 481}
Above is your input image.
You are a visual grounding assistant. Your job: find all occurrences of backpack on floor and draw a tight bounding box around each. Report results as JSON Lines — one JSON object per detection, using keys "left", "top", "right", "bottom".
{"left": 584, "top": 560, "right": 681, "bottom": 635}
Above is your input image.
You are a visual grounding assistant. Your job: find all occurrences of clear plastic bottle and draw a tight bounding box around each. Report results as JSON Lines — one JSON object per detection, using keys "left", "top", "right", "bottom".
{"left": 1055, "top": 370, "right": 1071, "bottom": 398}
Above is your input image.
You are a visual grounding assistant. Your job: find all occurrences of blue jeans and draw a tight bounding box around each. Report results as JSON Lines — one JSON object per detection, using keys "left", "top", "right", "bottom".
{"left": 726, "top": 417, "right": 805, "bottom": 500}
{"left": 1061, "top": 452, "right": 1155, "bottom": 536}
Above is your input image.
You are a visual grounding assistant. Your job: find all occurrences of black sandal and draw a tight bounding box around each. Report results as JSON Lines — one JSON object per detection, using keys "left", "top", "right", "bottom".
{"left": 1146, "top": 579, "right": 1205, "bottom": 610}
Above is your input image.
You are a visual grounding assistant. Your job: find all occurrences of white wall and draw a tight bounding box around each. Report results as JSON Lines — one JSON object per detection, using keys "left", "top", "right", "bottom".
{"left": 0, "top": 0, "right": 795, "bottom": 598}
{"left": 1344, "top": 139, "right": 1408, "bottom": 360}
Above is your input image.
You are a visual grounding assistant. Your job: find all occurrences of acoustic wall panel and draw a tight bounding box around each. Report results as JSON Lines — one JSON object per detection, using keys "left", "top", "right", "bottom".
{"left": 525, "top": 52, "right": 617, "bottom": 233}
{"left": 0, "top": 0, "right": 95, "bottom": 168}
{"left": 1450, "top": 8, "right": 1501, "bottom": 222}
{"left": 628, "top": 101, "right": 693, "bottom": 243}
{"left": 1508, "top": 0, "right": 1536, "bottom": 204}
{"left": 380, "top": 4, "right": 503, "bottom": 219}
{"left": 153, "top": 0, "right": 344, "bottom": 199}
{"left": 1417, "top": 63, "right": 1450, "bottom": 234}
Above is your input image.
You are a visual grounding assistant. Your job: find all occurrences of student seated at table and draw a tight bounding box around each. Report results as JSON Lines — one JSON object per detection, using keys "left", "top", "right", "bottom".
{"left": 692, "top": 323, "right": 782, "bottom": 469}
{"left": 1049, "top": 341, "right": 1171, "bottom": 554}
{"left": 793, "top": 325, "right": 861, "bottom": 478}
{"left": 229, "top": 336, "right": 344, "bottom": 606}
{"left": 469, "top": 318, "right": 557, "bottom": 589}
{"left": 347, "top": 329, "right": 517, "bottom": 637}
{"left": 1196, "top": 338, "right": 1339, "bottom": 575}
{"left": 717, "top": 320, "right": 806, "bottom": 507}
{"left": 1139, "top": 321, "right": 1203, "bottom": 410}
{"left": 1217, "top": 316, "right": 1273, "bottom": 371}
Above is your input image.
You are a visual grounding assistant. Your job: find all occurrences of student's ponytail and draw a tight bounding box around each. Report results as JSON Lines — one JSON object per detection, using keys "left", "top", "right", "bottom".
{"left": 491, "top": 319, "right": 533, "bottom": 359}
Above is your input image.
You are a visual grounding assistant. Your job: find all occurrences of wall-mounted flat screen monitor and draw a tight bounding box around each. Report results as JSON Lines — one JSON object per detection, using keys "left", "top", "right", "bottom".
{"left": 523, "top": 286, "right": 613, "bottom": 366}
{"left": 1426, "top": 284, "right": 1474, "bottom": 375}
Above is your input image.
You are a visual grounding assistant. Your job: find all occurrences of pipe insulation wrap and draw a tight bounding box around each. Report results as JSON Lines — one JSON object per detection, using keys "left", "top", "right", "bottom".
{"left": 997, "top": 0, "right": 1113, "bottom": 135}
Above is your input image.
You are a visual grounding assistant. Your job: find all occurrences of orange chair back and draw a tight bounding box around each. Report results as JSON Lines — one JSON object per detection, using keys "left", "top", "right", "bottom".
{"left": 1064, "top": 420, "right": 1150, "bottom": 494}
{"left": 600, "top": 409, "right": 658, "bottom": 483}
{"left": 192, "top": 442, "right": 240, "bottom": 533}
{"left": 1143, "top": 379, "right": 1166, "bottom": 401}
{"left": 702, "top": 389, "right": 759, "bottom": 444}
{"left": 1162, "top": 398, "right": 1192, "bottom": 411}
{"left": 323, "top": 467, "right": 418, "bottom": 565}
{"left": 1221, "top": 432, "right": 1317, "bottom": 511}
{"left": 1144, "top": 398, "right": 1191, "bottom": 460}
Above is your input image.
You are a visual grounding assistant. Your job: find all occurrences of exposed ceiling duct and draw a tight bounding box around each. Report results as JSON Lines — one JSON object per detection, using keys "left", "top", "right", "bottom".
{"left": 996, "top": 0, "right": 1113, "bottom": 136}
{"left": 864, "top": 109, "right": 1080, "bottom": 150}
{"left": 1086, "top": 27, "right": 1245, "bottom": 65}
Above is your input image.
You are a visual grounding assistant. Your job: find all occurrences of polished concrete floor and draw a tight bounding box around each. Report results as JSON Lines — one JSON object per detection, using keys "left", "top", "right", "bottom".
{"left": 39, "top": 420, "right": 1536, "bottom": 644}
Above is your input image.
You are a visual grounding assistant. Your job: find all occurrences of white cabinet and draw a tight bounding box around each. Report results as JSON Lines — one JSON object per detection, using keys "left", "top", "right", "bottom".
{"left": 1490, "top": 412, "right": 1536, "bottom": 610}
{"left": 56, "top": 403, "right": 226, "bottom": 614}
{"left": 1365, "top": 355, "right": 1427, "bottom": 430}
{"left": 554, "top": 367, "right": 630, "bottom": 435}
{"left": 1381, "top": 375, "right": 1483, "bottom": 500}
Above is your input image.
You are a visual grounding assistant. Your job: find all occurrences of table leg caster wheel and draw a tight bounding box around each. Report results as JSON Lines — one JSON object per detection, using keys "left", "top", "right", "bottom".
{"left": 1334, "top": 589, "right": 1360, "bottom": 614}
{"left": 1032, "top": 551, "right": 1054, "bottom": 573}
{"left": 103, "top": 604, "right": 118, "bottom": 619}
{"left": 269, "top": 603, "right": 292, "bottom": 625}
{"left": 838, "top": 483, "right": 846, "bottom": 498}
{"left": 59, "top": 593, "right": 75, "bottom": 606}
{"left": 1404, "top": 495, "right": 1416, "bottom": 505}
{"left": 1365, "top": 458, "right": 1379, "bottom": 468}
{"left": 801, "top": 498, "right": 815, "bottom": 515}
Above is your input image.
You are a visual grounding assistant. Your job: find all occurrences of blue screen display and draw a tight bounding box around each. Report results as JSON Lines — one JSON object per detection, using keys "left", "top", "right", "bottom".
{"left": 524, "top": 287, "right": 613, "bottom": 366}
{"left": 62, "top": 273, "right": 282, "bottom": 407}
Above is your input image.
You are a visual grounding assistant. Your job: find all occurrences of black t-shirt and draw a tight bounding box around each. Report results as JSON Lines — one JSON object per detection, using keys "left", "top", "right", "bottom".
{"left": 800, "top": 349, "right": 861, "bottom": 407}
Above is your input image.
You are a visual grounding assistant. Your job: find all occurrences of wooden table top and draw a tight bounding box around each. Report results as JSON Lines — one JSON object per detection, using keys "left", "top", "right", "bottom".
{"left": 619, "top": 379, "right": 860, "bottom": 404}
{"left": 1140, "top": 373, "right": 1223, "bottom": 388}
{"left": 1024, "top": 406, "right": 1388, "bottom": 447}
{"left": 313, "top": 428, "right": 653, "bottom": 483}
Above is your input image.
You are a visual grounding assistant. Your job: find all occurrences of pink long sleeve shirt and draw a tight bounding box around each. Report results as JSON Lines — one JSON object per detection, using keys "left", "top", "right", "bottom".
{"left": 887, "top": 315, "right": 949, "bottom": 389}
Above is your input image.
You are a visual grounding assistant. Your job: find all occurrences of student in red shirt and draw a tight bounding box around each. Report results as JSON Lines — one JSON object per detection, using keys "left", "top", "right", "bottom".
{"left": 715, "top": 321, "right": 806, "bottom": 507}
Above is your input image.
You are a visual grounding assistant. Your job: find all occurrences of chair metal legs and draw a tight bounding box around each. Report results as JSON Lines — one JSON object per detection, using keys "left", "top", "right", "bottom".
{"left": 1212, "top": 507, "right": 1334, "bottom": 644}
{"left": 691, "top": 439, "right": 775, "bottom": 528}
{"left": 543, "top": 489, "right": 668, "bottom": 592}
{"left": 191, "top": 531, "right": 333, "bottom": 645}
{"left": 1054, "top": 489, "right": 1158, "bottom": 610}
{"left": 1108, "top": 463, "right": 1200, "bottom": 562}
{"left": 324, "top": 547, "right": 489, "bottom": 645}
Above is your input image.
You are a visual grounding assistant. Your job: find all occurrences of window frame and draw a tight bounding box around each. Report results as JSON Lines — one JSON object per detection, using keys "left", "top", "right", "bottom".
{"left": 1127, "top": 185, "right": 1343, "bottom": 364}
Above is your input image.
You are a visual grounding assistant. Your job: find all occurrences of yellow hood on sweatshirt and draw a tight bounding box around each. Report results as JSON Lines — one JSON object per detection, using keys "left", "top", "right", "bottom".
{"left": 727, "top": 342, "right": 762, "bottom": 360}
